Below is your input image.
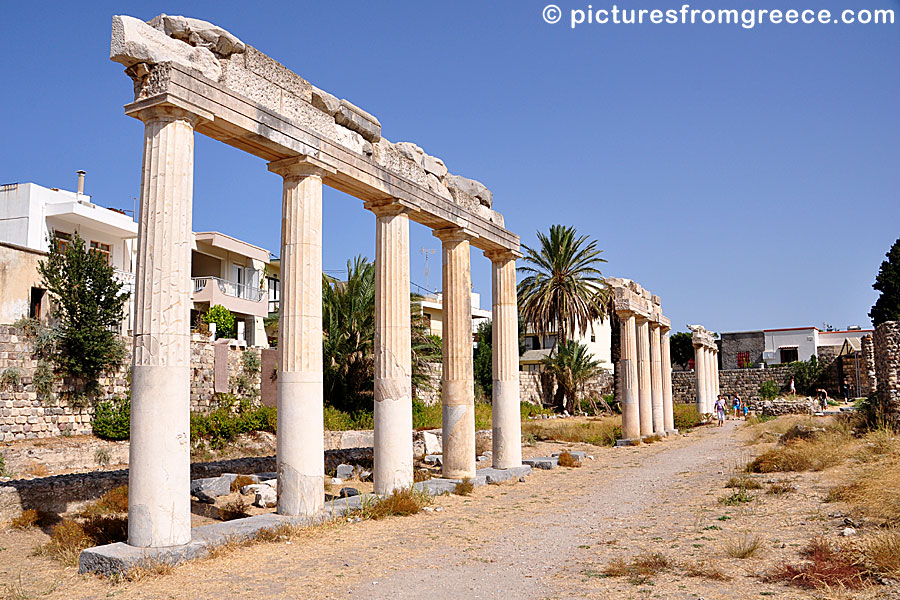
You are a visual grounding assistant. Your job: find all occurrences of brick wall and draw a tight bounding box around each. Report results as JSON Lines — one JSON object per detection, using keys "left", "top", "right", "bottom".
{"left": 0, "top": 325, "right": 262, "bottom": 442}
{"left": 874, "top": 321, "right": 900, "bottom": 422}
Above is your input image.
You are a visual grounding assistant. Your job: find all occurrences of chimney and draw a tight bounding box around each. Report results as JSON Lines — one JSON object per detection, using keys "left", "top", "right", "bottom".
{"left": 76, "top": 170, "right": 86, "bottom": 195}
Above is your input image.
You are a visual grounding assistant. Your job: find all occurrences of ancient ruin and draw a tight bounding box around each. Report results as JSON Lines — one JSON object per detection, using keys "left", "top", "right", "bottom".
{"left": 101, "top": 13, "right": 523, "bottom": 559}
{"left": 689, "top": 324, "right": 719, "bottom": 415}
{"left": 608, "top": 279, "right": 676, "bottom": 444}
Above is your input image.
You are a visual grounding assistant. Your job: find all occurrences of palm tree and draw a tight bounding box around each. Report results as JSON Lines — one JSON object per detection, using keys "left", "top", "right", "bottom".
{"left": 541, "top": 340, "right": 602, "bottom": 413}
{"left": 517, "top": 224, "right": 610, "bottom": 347}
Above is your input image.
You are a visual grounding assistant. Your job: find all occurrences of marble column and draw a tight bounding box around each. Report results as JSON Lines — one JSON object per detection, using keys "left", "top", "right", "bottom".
{"left": 661, "top": 329, "right": 677, "bottom": 434}
{"left": 435, "top": 228, "right": 475, "bottom": 479}
{"left": 617, "top": 311, "right": 640, "bottom": 443}
{"left": 486, "top": 250, "right": 522, "bottom": 469}
{"left": 694, "top": 344, "right": 708, "bottom": 416}
{"left": 369, "top": 203, "right": 413, "bottom": 494}
{"left": 649, "top": 323, "right": 664, "bottom": 434}
{"left": 713, "top": 350, "right": 720, "bottom": 399}
{"left": 706, "top": 348, "right": 717, "bottom": 410}
{"left": 636, "top": 317, "right": 653, "bottom": 437}
{"left": 128, "top": 106, "right": 198, "bottom": 547}
{"left": 268, "top": 157, "right": 327, "bottom": 517}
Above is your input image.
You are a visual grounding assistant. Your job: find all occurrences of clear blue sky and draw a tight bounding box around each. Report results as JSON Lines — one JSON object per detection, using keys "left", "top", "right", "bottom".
{"left": 1, "top": 1, "right": 897, "bottom": 334}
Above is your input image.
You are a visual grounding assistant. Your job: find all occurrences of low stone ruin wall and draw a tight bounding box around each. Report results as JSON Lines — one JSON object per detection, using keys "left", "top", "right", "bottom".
{"left": 519, "top": 371, "right": 614, "bottom": 406}
{"left": 0, "top": 325, "right": 262, "bottom": 442}
{"left": 753, "top": 398, "right": 818, "bottom": 416}
{"left": 671, "top": 366, "right": 794, "bottom": 404}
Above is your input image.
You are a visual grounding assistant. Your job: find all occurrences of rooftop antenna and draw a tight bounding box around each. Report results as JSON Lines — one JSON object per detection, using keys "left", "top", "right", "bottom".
{"left": 420, "top": 247, "right": 436, "bottom": 293}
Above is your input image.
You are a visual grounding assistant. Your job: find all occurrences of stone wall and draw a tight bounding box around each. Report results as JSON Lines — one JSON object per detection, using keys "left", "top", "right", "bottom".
{"left": 0, "top": 325, "right": 262, "bottom": 442}
{"left": 671, "top": 365, "right": 794, "bottom": 404}
{"left": 862, "top": 334, "right": 877, "bottom": 394}
{"left": 719, "top": 331, "right": 764, "bottom": 370}
{"left": 816, "top": 345, "right": 842, "bottom": 397}
{"left": 874, "top": 321, "right": 900, "bottom": 422}
{"left": 519, "top": 370, "right": 614, "bottom": 406}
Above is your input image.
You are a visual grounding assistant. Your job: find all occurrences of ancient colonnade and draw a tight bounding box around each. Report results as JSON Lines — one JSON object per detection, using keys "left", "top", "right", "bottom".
{"left": 690, "top": 325, "right": 719, "bottom": 415}
{"left": 608, "top": 279, "right": 676, "bottom": 445}
{"left": 112, "top": 15, "right": 524, "bottom": 548}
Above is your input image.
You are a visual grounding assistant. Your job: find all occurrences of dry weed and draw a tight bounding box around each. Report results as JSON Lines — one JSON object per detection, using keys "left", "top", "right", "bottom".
{"left": 682, "top": 560, "right": 731, "bottom": 581}
{"left": 827, "top": 453, "right": 900, "bottom": 525}
{"left": 230, "top": 474, "right": 255, "bottom": 493}
{"left": 27, "top": 462, "right": 50, "bottom": 478}
{"left": 602, "top": 552, "right": 671, "bottom": 584}
{"left": 453, "top": 478, "right": 475, "bottom": 496}
{"left": 521, "top": 416, "right": 621, "bottom": 446}
{"left": 772, "top": 537, "right": 868, "bottom": 590}
{"left": 364, "top": 487, "right": 430, "bottom": 519}
{"left": 557, "top": 450, "right": 581, "bottom": 468}
{"left": 854, "top": 529, "right": 900, "bottom": 577}
{"left": 725, "top": 475, "right": 762, "bottom": 490}
{"left": 10, "top": 509, "right": 40, "bottom": 530}
{"left": 80, "top": 485, "right": 128, "bottom": 517}
{"left": 475, "top": 436, "right": 492, "bottom": 456}
{"left": 725, "top": 534, "right": 763, "bottom": 559}
{"left": 767, "top": 480, "right": 797, "bottom": 495}
{"left": 747, "top": 433, "right": 851, "bottom": 473}
{"left": 121, "top": 558, "right": 175, "bottom": 582}
{"left": 642, "top": 434, "right": 663, "bottom": 444}
{"left": 221, "top": 497, "right": 250, "bottom": 521}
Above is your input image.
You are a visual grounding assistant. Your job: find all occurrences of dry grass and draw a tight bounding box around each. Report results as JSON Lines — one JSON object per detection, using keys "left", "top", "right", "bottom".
{"left": 719, "top": 489, "right": 755, "bottom": 506}
{"left": 744, "top": 415, "right": 820, "bottom": 445}
{"left": 603, "top": 552, "right": 671, "bottom": 584}
{"left": 521, "top": 416, "right": 621, "bottom": 446}
{"left": 453, "top": 478, "right": 475, "bottom": 496}
{"left": 827, "top": 453, "right": 900, "bottom": 525}
{"left": 230, "top": 474, "right": 256, "bottom": 493}
{"left": 363, "top": 487, "right": 430, "bottom": 519}
{"left": 79, "top": 485, "right": 128, "bottom": 517}
{"left": 767, "top": 479, "right": 797, "bottom": 495}
{"left": 120, "top": 558, "right": 175, "bottom": 582}
{"left": 10, "top": 508, "right": 40, "bottom": 530}
{"left": 221, "top": 497, "right": 250, "bottom": 521}
{"left": 642, "top": 434, "right": 663, "bottom": 444}
{"left": 413, "top": 468, "right": 432, "bottom": 482}
{"left": 681, "top": 560, "right": 731, "bottom": 581}
{"left": 556, "top": 450, "right": 581, "bottom": 468}
{"left": 772, "top": 537, "right": 868, "bottom": 590}
{"left": 724, "top": 534, "right": 763, "bottom": 559}
{"left": 747, "top": 433, "right": 851, "bottom": 473}
{"left": 855, "top": 529, "right": 900, "bottom": 578}
{"left": 724, "top": 475, "right": 762, "bottom": 490}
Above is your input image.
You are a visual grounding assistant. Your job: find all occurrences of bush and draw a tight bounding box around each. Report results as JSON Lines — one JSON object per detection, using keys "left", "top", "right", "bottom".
{"left": 80, "top": 485, "right": 128, "bottom": 517}
{"left": 231, "top": 475, "right": 256, "bottom": 493}
{"left": 190, "top": 394, "right": 276, "bottom": 449}
{"left": 11, "top": 509, "right": 40, "bottom": 530}
{"left": 557, "top": 450, "right": 581, "bottom": 467}
{"left": 760, "top": 380, "right": 780, "bottom": 400}
{"left": 203, "top": 305, "right": 236, "bottom": 339}
{"left": 673, "top": 404, "right": 703, "bottom": 431}
{"left": 362, "top": 487, "right": 430, "bottom": 519}
{"left": 453, "top": 478, "right": 475, "bottom": 496}
{"left": 323, "top": 405, "right": 373, "bottom": 431}
{"left": 92, "top": 396, "right": 130, "bottom": 441}
{"left": 520, "top": 402, "right": 552, "bottom": 419}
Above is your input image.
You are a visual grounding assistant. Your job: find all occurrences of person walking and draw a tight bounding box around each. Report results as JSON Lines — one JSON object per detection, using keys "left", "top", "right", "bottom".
{"left": 789, "top": 376, "right": 796, "bottom": 396}
{"left": 715, "top": 395, "right": 726, "bottom": 427}
{"left": 732, "top": 394, "right": 741, "bottom": 418}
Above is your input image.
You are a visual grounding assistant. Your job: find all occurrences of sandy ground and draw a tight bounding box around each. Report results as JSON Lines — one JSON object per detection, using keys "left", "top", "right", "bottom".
{"left": 1, "top": 418, "right": 893, "bottom": 600}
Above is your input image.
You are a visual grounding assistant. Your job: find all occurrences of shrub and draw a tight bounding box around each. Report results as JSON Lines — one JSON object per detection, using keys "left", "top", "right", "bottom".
{"left": 323, "top": 405, "right": 374, "bottom": 431}
{"left": 557, "top": 450, "right": 581, "bottom": 468}
{"left": 771, "top": 537, "right": 867, "bottom": 589}
{"left": 725, "top": 475, "right": 762, "bottom": 490}
{"left": 37, "top": 515, "right": 127, "bottom": 566}
{"left": 719, "top": 489, "right": 754, "bottom": 505}
{"left": 94, "top": 447, "right": 111, "bottom": 467}
{"left": 0, "top": 454, "right": 10, "bottom": 478}
{"left": 11, "top": 509, "right": 40, "bottom": 530}
{"left": 80, "top": 485, "right": 129, "bottom": 517}
{"left": 242, "top": 350, "right": 261, "bottom": 374}
{"left": 190, "top": 394, "right": 276, "bottom": 449}
{"left": 747, "top": 434, "right": 847, "bottom": 473}
{"left": 203, "top": 305, "right": 236, "bottom": 339}
{"left": 0, "top": 368, "right": 21, "bottom": 389}
{"left": 221, "top": 497, "right": 249, "bottom": 521}
{"left": 92, "top": 396, "right": 130, "bottom": 441}
{"left": 32, "top": 360, "right": 55, "bottom": 401}
{"left": 673, "top": 404, "right": 703, "bottom": 431}
{"left": 760, "top": 380, "right": 780, "bottom": 400}
{"left": 520, "top": 402, "right": 552, "bottom": 420}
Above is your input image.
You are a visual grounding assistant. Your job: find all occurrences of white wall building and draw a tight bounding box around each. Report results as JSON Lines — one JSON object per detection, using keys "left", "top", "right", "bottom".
{"left": 519, "top": 318, "right": 613, "bottom": 373}
{"left": 762, "top": 326, "right": 873, "bottom": 365}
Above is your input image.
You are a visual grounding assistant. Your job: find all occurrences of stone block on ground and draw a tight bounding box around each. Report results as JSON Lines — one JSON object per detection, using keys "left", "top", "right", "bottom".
{"left": 422, "top": 430, "right": 441, "bottom": 455}
{"left": 190, "top": 476, "right": 230, "bottom": 499}
{"left": 335, "top": 463, "right": 354, "bottom": 479}
{"left": 522, "top": 457, "right": 558, "bottom": 470}
{"left": 551, "top": 451, "right": 587, "bottom": 461}
{"left": 253, "top": 486, "right": 276, "bottom": 508}
{"left": 339, "top": 487, "right": 359, "bottom": 498}
{"left": 254, "top": 472, "right": 277, "bottom": 480}
{"left": 424, "top": 454, "right": 442, "bottom": 466}
{"left": 477, "top": 465, "right": 532, "bottom": 484}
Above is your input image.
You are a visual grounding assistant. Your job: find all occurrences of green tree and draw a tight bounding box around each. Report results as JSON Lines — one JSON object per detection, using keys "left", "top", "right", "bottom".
{"left": 541, "top": 340, "right": 602, "bottom": 413}
{"left": 669, "top": 331, "right": 694, "bottom": 370}
{"left": 517, "top": 225, "right": 610, "bottom": 347}
{"left": 473, "top": 320, "right": 493, "bottom": 399}
{"left": 38, "top": 233, "right": 128, "bottom": 395}
{"left": 204, "top": 304, "right": 236, "bottom": 338}
{"left": 870, "top": 237, "right": 900, "bottom": 326}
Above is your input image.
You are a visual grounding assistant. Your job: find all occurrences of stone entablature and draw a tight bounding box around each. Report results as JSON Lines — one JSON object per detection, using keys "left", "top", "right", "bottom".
{"left": 110, "top": 14, "right": 516, "bottom": 254}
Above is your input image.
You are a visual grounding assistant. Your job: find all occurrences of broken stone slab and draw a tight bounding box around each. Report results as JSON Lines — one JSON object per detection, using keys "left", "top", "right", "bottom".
{"left": 240, "top": 483, "right": 271, "bottom": 496}
{"left": 477, "top": 465, "right": 532, "bottom": 484}
{"left": 190, "top": 476, "right": 230, "bottom": 499}
{"left": 551, "top": 451, "right": 588, "bottom": 461}
{"left": 335, "top": 99, "right": 381, "bottom": 143}
{"left": 311, "top": 86, "right": 340, "bottom": 116}
{"left": 422, "top": 430, "right": 442, "bottom": 455}
{"left": 339, "top": 487, "right": 359, "bottom": 498}
{"left": 323, "top": 493, "right": 377, "bottom": 517}
{"left": 111, "top": 15, "right": 222, "bottom": 81}
{"left": 253, "top": 486, "right": 276, "bottom": 508}
{"left": 255, "top": 472, "right": 277, "bottom": 480}
{"left": 522, "top": 457, "right": 558, "bottom": 470}
{"left": 335, "top": 464, "right": 355, "bottom": 480}
{"left": 423, "top": 154, "right": 448, "bottom": 178}
{"left": 424, "top": 454, "right": 443, "bottom": 466}
{"left": 445, "top": 174, "right": 493, "bottom": 208}
{"left": 414, "top": 475, "right": 488, "bottom": 496}
{"left": 147, "top": 14, "right": 245, "bottom": 57}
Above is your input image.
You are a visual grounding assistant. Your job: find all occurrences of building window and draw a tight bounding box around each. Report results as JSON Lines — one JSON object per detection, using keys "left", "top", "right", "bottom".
{"left": 779, "top": 347, "right": 799, "bottom": 363}
{"left": 29, "top": 288, "right": 45, "bottom": 320}
{"left": 542, "top": 335, "right": 557, "bottom": 349}
{"left": 90, "top": 241, "right": 111, "bottom": 265}
{"left": 55, "top": 231, "right": 72, "bottom": 252}
{"left": 590, "top": 335, "right": 596, "bottom": 342}
{"left": 737, "top": 351, "right": 751, "bottom": 368}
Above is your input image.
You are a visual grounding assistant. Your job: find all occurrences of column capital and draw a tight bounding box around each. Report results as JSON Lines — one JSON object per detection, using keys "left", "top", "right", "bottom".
{"left": 635, "top": 314, "right": 650, "bottom": 325}
{"left": 124, "top": 95, "right": 213, "bottom": 126}
{"left": 363, "top": 198, "right": 417, "bottom": 217}
{"left": 267, "top": 155, "right": 336, "bottom": 180}
{"left": 483, "top": 248, "right": 521, "bottom": 262}
{"left": 649, "top": 321, "right": 663, "bottom": 331}
{"left": 433, "top": 226, "right": 476, "bottom": 243}
{"left": 616, "top": 308, "right": 636, "bottom": 319}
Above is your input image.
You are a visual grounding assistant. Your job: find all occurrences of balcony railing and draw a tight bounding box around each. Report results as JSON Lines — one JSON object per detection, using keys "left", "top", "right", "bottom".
{"left": 192, "top": 276, "right": 264, "bottom": 302}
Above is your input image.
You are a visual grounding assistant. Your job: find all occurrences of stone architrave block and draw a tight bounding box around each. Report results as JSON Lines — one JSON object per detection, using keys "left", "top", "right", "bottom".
{"left": 335, "top": 99, "right": 381, "bottom": 143}
{"left": 522, "top": 457, "right": 557, "bottom": 470}
{"left": 477, "top": 465, "right": 532, "bottom": 484}
{"left": 111, "top": 15, "right": 222, "bottom": 81}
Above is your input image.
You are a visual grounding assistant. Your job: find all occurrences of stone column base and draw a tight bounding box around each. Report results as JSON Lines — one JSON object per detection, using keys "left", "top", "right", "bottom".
{"left": 665, "top": 428, "right": 679, "bottom": 436}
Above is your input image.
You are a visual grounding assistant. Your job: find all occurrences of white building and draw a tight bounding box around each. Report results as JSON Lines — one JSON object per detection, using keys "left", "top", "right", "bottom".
{"left": 419, "top": 292, "right": 492, "bottom": 340}
{"left": 762, "top": 326, "right": 873, "bottom": 365}
{"left": 519, "top": 319, "right": 613, "bottom": 373}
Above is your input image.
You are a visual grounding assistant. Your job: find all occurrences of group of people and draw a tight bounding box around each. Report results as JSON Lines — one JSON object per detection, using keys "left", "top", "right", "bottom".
{"left": 714, "top": 393, "right": 749, "bottom": 426}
